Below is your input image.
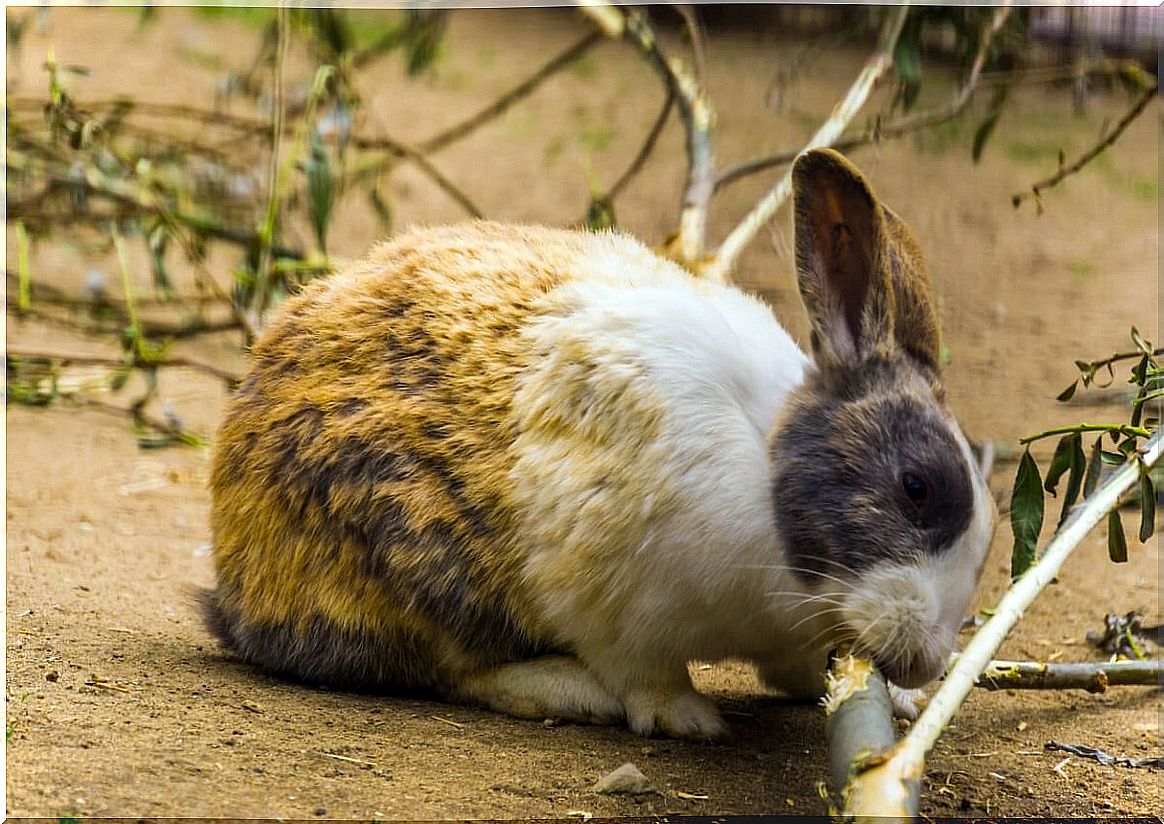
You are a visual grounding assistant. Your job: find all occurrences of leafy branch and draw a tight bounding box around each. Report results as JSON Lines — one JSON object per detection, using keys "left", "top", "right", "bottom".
{"left": 1012, "top": 81, "right": 1159, "bottom": 213}
{"left": 1010, "top": 329, "right": 1159, "bottom": 577}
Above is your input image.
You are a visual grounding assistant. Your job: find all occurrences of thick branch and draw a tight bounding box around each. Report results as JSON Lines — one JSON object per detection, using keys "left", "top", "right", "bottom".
{"left": 705, "top": 6, "right": 909, "bottom": 283}
{"left": 715, "top": 6, "right": 1011, "bottom": 192}
{"left": 1013, "top": 82, "right": 1158, "bottom": 210}
{"left": 839, "top": 429, "right": 1164, "bottom": 819}
{"left": 976, "top": 659, "right": 1160, "bottom": 692}
{"left": 580, "top": 3, "right": 714, "bottom": 269}
{"left": 823, "top": 654, "right": 897, "bottom": 805}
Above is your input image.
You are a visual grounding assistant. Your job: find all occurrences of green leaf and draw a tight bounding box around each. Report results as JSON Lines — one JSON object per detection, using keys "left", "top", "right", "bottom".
{"left": 1083, "top": 438, "right": 1103, "bottom": 496}
{"left": 972, "top": 85, "right": 1008, "bottom": 163}
{"left": 1130, "top": 353, "right": 1149, "bottom": 386}
{"left": 147, "top": 223, "right": 173, "bottom": 299}
{"left": 305, "top": 130, "right": 334, "bottom": 254}
{"left": 1107, "top": 508, "right": 1128, "bottom": 563}
{"left": 402, "top": 10, "right": 446, "bottom": 76}
{"left": 1139, "top": 472, "right": 1156, "bottom": 543}
{"left": 295, "top": 8, "right": 353, "bottom": 60}
{"left": 1058, "top": 434, "right": 1086, "bottom": 527}
{"left": 1043, "top": 434, "right": 1076, "bottom": 496}
{"left": 893, "top": 14, "right": 923, "bottom": 112}
{"left": 1010, "top": 448, "right": 1044, "bottom": 579}
{"left": 109, "top": 364, "right": 132, "bottom": 392}
{"left": 1056, "top": 380, "right": 1078, "bottom": 402}
{"left": 368, "top": 186, "right": 393, "bottom": 233}
{"left": 584, "top": 196, "right": 616, "bottom": 231}
{"left": 1101, "top": 448, "right": 1127, "bottom": 465}
{"left": 1130, "top": 326, "right": 1151, "bottom": 356}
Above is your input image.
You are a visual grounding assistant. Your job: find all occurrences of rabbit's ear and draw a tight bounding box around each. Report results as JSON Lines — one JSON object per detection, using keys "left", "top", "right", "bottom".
{"left": 792, "top": 148, "right": 894, "bottom": 365}
{"left": 881, "top": 206, "right": 942, "bottom": 373}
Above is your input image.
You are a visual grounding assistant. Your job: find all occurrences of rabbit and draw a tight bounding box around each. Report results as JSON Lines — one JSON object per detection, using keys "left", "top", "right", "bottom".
{"left": 204, "top": 148, "right": 997, "bottom": 740}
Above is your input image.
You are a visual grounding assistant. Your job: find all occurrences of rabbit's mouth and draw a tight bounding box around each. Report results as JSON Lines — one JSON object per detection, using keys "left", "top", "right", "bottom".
{"left": 835, "top": 562, "right": 953, "bottom": 689}
{"left": 870, "top": 639, "right": 949, "bottom": 688}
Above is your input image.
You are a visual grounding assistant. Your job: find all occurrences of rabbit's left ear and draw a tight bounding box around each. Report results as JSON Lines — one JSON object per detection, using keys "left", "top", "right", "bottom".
{"left": 792, "top": 148, "right": 894, "bottom": 366}
{"left": 793, "top": 148, "right": 943, "bottom": 373}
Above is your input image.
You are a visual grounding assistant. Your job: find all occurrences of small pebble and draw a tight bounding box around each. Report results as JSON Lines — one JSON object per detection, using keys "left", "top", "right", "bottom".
{"left": 314, "top": 807, "right": 327, "bottom": 817}
{"left": 45, "top": 669, "right": 59, "bottom": 683}
{"left": 592, "top": 762, "right": 655, "bottom": 796}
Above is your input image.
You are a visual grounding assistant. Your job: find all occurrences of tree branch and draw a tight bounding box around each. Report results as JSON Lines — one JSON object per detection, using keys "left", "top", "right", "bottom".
{"left": 975, "top": 659, "right": 1161, "bottom": 691}
{"left": 7, "top": 147, "right": 306, "bottom": 260}
{"left": 580, "top": 3, "right": 715, "bottom": 269}
{"left": 252, "top": 0, "right": 290, "bottom": 332}
{"left": 418, "top": 31, "right": 603, "bottom": 154}
{"left": 705, "top": 6, "right": 910, "bottom": 283}
{"left": 823, "top": 653, "right": 897, "bottom": 807}
{"left": 714, "top": 6, "right": 1012, "bottom": 193}
{"left": 608, "top": 88, "right": 675, "bottom": 201}
{"left": 1012, "top": 82, "right": 1158, "bottom": 211}
{"left": 6, "top": 347, "right": 241, "bottom": 383}
{"left": 7, "top": 298, "right": 241, "bottom": 340}
{"left": 837, "top": 428, "right": 1164, "bottom": 818}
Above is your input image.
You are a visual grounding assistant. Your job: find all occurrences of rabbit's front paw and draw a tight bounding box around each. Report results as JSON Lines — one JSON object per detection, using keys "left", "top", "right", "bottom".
{"left": 887, "top": 683, "right": 927, "bottom": 721}
{"left": 624, "top": 689, "right": 728, "bottom": 741}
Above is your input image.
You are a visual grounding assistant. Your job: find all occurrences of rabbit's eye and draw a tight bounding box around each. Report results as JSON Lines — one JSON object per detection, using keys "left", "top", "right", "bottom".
{"left": 901, "top": 471, "right": 932, "bottom": 515}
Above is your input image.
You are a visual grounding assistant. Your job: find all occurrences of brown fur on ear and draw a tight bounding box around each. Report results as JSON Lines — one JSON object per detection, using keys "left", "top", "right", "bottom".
{"left": 791, "top": 148, "right": 894, "bottom": 364}
{"left": 882, "top": 206, "right": 942, "bottom": 373}
{"left": 793, "top": 148, "right": 943, "bottom": 374}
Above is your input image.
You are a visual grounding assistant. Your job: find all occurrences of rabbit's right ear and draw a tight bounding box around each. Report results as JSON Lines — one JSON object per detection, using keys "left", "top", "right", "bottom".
{"left": 791, "top": 148, "right": 894, "bottom": 367}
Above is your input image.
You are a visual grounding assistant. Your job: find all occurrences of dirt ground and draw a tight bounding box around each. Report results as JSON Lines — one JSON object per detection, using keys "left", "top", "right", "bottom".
{"left": 5, "top": 7, "right": 1161, "bottom": 819}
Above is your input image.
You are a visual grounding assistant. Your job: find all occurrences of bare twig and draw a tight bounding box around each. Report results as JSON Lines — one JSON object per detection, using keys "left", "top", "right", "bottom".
{"left": 715, "top": 6, "right": 1012, "bottom": 192}
{"left": 975, "top": 659, "right": 1161, "bottom": 692}
{"left": 581, "top": 3, "right": 715, "bottom": 269}
{"left": 6, "top": 347, "right": 241, "bottom": 383}
{"left": 1012, "top": 82, "right": 1158, "bottom": 211}
{"left": 6, "top": 299, "right": 241, "bottom": 340}
{"left": 607, "top": 89, "right": 675, "bottom": 201}
{"left": 419, "top": 31, "right": 603, "bottom": 154}
{"left": 7, "top": 148, "right": 305, "bottom": 260}
{"left": 252, "top": 0, "right": 290, "bottom": 332}
{"left": 77, "top": 397, "right": 207, "bottom": 446}
{"left": 838, "top": 429, "right": 1164, "bottom": 818}
{"left": 9, "top": 95, "right": 470, "bottom": 211}
{"left": 706, "top": 6, "right": 910, "bottom": 283}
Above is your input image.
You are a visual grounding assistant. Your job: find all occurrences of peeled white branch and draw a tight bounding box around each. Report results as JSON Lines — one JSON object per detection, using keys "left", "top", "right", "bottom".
{"left": 704, "top": 6, "right": 909, "bottom": 283}
{"left": 823, "top": 654, "right": 896, "bottom": 806}
{"left": 578, "top": 2, "right": 715, "bottom": 269}
{"left": 838, "top": 429, "right": 1163, "bottom": 820}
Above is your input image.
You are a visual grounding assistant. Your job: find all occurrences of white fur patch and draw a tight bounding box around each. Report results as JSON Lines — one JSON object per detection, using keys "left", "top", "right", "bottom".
{"left": 509, "top": 234, "right": 810, "bottom": 681}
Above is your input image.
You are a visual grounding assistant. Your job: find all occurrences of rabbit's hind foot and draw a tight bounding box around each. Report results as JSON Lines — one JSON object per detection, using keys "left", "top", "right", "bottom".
{"left": 454, "top": 655, "right": 624, "bottom": 727}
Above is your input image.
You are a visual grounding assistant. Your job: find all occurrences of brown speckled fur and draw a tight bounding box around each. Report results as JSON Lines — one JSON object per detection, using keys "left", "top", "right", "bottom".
{"left": 208, "top": 223, "right": 599, "bottom": 692}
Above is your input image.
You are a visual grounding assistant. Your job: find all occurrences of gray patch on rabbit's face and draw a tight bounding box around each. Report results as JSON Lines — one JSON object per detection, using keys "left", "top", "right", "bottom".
{"left": 769, "top": 356, "right": 975, "bottom": 583}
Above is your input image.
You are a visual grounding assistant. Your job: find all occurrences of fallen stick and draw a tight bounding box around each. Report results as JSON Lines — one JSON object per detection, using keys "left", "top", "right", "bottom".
{"left": 975, "top": 658, "right": 1160, "bottom": 692}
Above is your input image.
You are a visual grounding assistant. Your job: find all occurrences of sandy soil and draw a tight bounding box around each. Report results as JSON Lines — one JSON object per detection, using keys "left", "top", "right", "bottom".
{"left": 5, "top": 7, "right": 1160, "bottom": 819}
